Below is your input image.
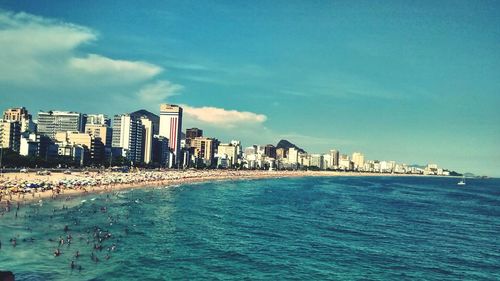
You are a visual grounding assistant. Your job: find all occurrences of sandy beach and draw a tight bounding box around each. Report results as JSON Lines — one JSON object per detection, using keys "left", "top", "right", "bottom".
{"left": 0, "top": 169, "right": 429, "bottom": 204}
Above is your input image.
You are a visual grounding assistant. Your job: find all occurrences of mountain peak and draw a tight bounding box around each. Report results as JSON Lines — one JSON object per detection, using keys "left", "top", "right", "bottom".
{"left": 276, "top": 139, "right": 306, "bottom": 153}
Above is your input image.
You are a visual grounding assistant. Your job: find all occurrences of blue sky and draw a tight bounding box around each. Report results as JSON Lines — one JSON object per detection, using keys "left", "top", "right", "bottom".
{"left": 0, "top": 1, "right": 499, "bottom": 176}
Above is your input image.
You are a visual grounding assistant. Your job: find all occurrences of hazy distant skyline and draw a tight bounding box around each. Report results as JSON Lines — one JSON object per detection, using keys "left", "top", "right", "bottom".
{"left": 0, "top": 1, "right": 499, "bottom": 176}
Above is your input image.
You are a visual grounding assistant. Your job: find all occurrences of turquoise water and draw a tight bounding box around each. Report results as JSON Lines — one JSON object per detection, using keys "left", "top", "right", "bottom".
{"left": 0, "top": 176, "right": 499, "bottom": 280}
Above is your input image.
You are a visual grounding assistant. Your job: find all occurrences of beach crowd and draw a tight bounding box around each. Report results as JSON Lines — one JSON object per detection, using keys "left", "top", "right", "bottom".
{"left": 0, "top": 169, "right": 303, "bottom": 203}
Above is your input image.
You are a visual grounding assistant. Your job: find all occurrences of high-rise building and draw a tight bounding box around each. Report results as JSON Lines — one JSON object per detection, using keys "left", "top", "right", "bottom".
{"left": 276, "top": 148, "right": 287, "bottom": 160}
{"left": 3, "top": 107, "right": 35, "bottom": 133}
{"left": 86, "top": 124, "right": 112, "bottom": 147}
{"left": 55, "top": 131, "right": 92, "bottom": 148}
{"left": 159, "top": 104, "right": 183, "bottom": 165}
{"left": 128, "top": 118, "right": 144, "bottom": 165}
{"left": 112, "top": 114, "right": 129, "bottom": 149}
{"left": 256, "top": 145, "right": 266, "bottom": 156}
{"left": 217, "top": 143, "right": 238, "bottom": 166}
{"left": 86, "top": 114, "right": 111, "bottom": 127}
{"left": 37, "top": 111, "right": 86, "bottom": 139}
{"left": 0, "top": 120, "right": 21, "bottom": 152}
{"left": 58, "top": 143, "right": 86, "bottom": 166}
{"left": 351, "top": 152, "right": 365, "bottom": 170}
{"left": 141, "top": 117, "right": 154, "bottom": 164}
{"left": 310, "top": 154, "right": 323, "bottom": 169}
{"left": 299, "top": 153, "right": 310, "bottom": 167}
{"left": 288, "top": 147, "right": 299, "bottom": 165}
{"left": 89, "top": 138, "right": 105, "bottom": 164}
{"left": 242, "top": 145, "right": 258, "bottom": 169}
{"left": 152, "top": 135, "right": 169, "bottom": 167}
{"left": 244, "top": 145, "right": 257, "bottom": 156}
{"left": 190, "top": 137, "right": 216, "bottom": 165}
{"left": 38, "top": 135, "right": 58, "bottom": 160}
{"left": 264, "top": 144, "right": 276, "bottom": 159}
{"left": 55, "top": 131, "right": 93, "bottom": 164}
{"left": 112, "top": 114, "right": 144, "bottom": 165}
{"left": 186, "top": 128, "right": 203, "bottom": 140}
{"left": 330, "top": 149, "right": 339, "bottom": 167}
{"left": 339, "top": 154, "right": 352, "bottom": 170}
{"left": 85, "top": 115, "right": 112, "bottom": 163}
{"left": 322, "top": 153, "right": 334, "bottom": 169}
{"left": 3, "top": 107, "right": 28, "bottom": 122}
{"left": 230, "top": 140, "right": 242, "bottom": 159}
{"left": 185, "top": 127, "right": 203, "bottom": 148}
{"left": 20, "top": 133, "right": 39, "bottom": 157}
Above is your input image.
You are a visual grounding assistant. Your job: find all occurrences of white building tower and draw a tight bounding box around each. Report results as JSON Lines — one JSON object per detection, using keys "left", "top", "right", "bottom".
{"left": 159, "top": 104, "right": 183, "bottom": 166}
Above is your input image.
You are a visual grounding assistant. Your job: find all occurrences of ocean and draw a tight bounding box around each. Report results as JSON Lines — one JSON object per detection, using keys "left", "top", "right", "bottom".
{"left": 0, "top": 176, "right": 499, "bottom": 280}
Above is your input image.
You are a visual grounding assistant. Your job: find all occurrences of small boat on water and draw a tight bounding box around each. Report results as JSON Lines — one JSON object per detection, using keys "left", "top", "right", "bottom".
{"left": 457, "top": 176, "right": 466, "bottom": 186}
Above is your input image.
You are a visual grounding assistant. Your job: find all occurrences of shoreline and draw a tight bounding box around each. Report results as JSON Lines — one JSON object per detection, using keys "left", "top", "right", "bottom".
{"left": 0, "top": 170, "right": 450, "bottom": 204}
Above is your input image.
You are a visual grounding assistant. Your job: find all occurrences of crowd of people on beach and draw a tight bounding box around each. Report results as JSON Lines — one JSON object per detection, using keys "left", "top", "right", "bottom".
{"left": 0, "top": 169, "right": 298, "bottom": 203}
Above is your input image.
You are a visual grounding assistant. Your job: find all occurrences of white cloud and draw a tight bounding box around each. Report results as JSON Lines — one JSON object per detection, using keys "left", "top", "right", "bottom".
{"left": 182, "top": 105, "right": 267, "bottom": 128}
{"left": 182, "top": 75, "right": 234, "bottom": 85}
{"left": 0, "top": 10, "right": 161, "bottom": 85}
{"left": 137, "top": 80, "right": 183, "bottom": 104}
{"left": 165, "top": 60, "right": 210, "bottom": 71}
{"left": 0, "top": 11, "right": 97, "bottom": 83}
{"left": 0, "top": 11, "right": 96, "bottom": 54}
{"left": 70, "top": 54, "right": 162, "bottom": 81}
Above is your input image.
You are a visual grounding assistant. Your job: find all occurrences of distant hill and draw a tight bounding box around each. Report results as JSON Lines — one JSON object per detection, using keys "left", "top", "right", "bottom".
{"left": 276, "top": 139, "right": 306, "bottom": 153}
{"left": 130, "top": 109, "right": 159, "bottom": 120}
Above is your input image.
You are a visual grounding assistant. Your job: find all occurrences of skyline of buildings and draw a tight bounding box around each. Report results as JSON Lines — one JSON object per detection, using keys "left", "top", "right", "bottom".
{"left": 0, "top": 104, "right": 461, "bottom": 176}
{"left": 0, "top": 3, "right": 497, "bottom": 177}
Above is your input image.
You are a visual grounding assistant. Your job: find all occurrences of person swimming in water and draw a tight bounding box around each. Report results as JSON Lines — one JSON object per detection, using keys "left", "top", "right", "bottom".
{"left": 54, "top": 248, "right": 61, "bottom": 257}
